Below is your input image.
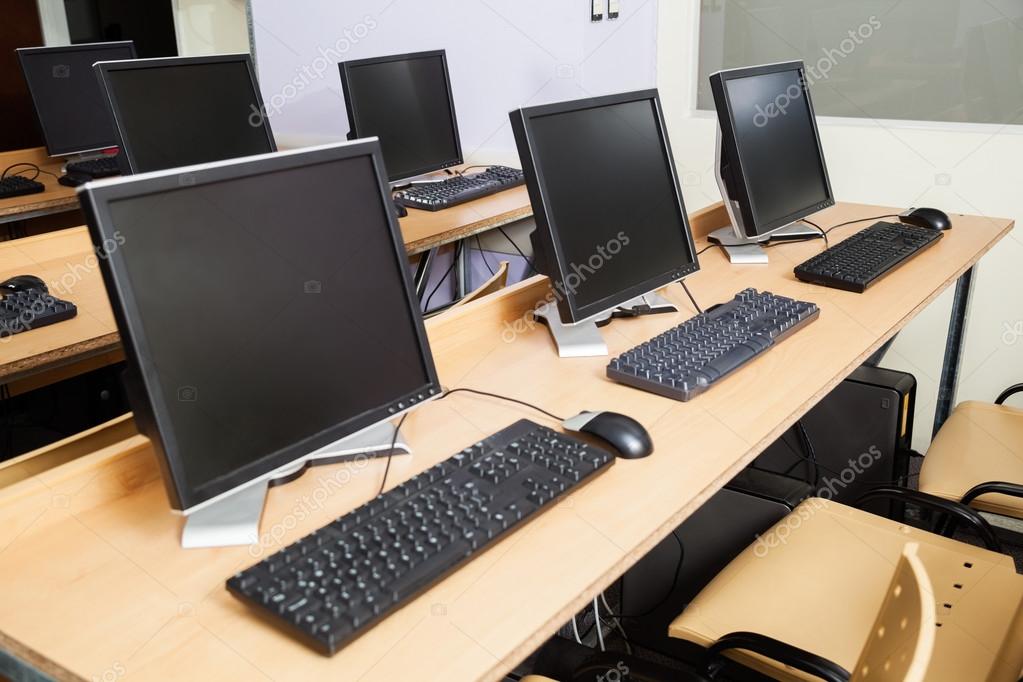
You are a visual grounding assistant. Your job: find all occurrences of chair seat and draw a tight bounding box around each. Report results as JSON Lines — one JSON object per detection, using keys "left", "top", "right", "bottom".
{"left": 668, "top": 498, "right": 1023, "bottom": 682}
{"left": 920, "top": 401, "right": 1023, "bottom": 517}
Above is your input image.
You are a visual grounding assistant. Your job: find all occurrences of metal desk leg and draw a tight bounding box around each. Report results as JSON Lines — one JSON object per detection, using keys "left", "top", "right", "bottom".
{"left": 414, "top": 248, "right": 437, "bottom": 301}
{"left": 456, "top": 239, "right": 471, "bottom": 298}
{"left": 932, "top": 267, "right": 975, "bottom": 437}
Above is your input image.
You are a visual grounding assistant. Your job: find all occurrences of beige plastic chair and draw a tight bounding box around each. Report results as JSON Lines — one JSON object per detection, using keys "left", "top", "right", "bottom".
{"left": 451, "top": 260, "right": 509, "bottom": 308}
{"left": 668, "top": 498, "right": 1023, "bottom": 681}
{"left": 919, "top": 387, "right": 1023, "bottom": 518}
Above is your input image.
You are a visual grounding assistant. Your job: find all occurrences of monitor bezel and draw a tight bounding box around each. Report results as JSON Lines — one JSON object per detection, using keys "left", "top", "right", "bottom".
{"left": 511, "top": 89, "right": 700, "bottom": 325}
{"left": 93, "top": 53, "right": 277, "bottom": 175}
{"left": 16, "top": 41, "right": 138, "bottom": 157}
{"left": 76, "top": 140, "right": 442, "bottom": 512}
{"left": 710, "top": 60, "right": 835, "bottom": 239}
{"left": 339, "top": 49, "right": 464, "bottom": 182}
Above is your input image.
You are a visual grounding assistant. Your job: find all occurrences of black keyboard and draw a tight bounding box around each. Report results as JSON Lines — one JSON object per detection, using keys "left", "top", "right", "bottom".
{"left": 794, "top": 221, "right": 942, "bottom": 293}
{"left": 65, "top": 155, "right": 121, "bottom": 178}
{"left": 0, "top": 288, "right": 77, "bottom": 336}
{"left": 0, "top": 176, "right": 44, "bottom": 199}
{"left": 227, "top": 418, "right": 615, "bottom": 655}
{"left": 607, "top": 288, "right": 819, "bottom": 402}
{"left": 394, "top": 166, "right": 524, "bottom": 211}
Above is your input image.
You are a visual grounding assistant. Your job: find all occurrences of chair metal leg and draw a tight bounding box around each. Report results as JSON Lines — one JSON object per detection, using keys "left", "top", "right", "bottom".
{"left": 932, "top": 267, "right": 975, "bottom": 437}
{"left": 455, "top": 238, "right": 471, "bottom": 298}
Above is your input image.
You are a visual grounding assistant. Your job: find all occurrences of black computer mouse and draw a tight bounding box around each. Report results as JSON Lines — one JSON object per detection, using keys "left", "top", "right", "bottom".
{"left": 901, "top": 207, "right": 951, "bottom": 231}
{"left": 58, "top": 172, "right": 92, "bottom": 188}
{"left": 563, "top": 411, "right": 653, "bottom": 459}
{"left": 0, "top": 274, "right": 47, "bottom": 293}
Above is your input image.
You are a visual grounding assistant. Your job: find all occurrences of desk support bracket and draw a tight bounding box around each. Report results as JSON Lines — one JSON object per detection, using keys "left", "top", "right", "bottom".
{"left": 932, "top": 266, "right": 975, "bottom": 437}
{"left": 180, "top": 421, "right": 410, "bottom": 549}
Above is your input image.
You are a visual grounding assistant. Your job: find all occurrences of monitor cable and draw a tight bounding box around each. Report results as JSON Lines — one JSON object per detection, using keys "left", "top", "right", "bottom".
{"left": 823, "top": 214, "right": 901, "bottom": 236}
{"left": 2, "top": 162, "right": 58, "bottom": 182}
{"left": 376, "top": 387, "right": 566, "bottom": 495}
{"left": 679, "top": 280, "right": 703, "bottom": 314}
{"left": 801, "top": 219, "right": 829, "bottom": 249}
{"left": 496, "top": 226, "right": 538, "bottom": 274}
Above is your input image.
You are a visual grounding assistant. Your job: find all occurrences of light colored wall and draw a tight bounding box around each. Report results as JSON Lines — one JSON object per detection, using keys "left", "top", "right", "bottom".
{"left": 658, "top": 1, "right": 1023, "bottom": 451}
{"left": 246, "top": 0, "right": 658, "bottom": 153}
{"left": 174, "top": 0, "right": 250, "bottom": 56}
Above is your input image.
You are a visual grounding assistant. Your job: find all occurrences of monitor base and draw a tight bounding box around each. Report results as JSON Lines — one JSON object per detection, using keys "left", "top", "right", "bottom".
{"left": 708, "top": 222, "right": 821, "bottom": 264}
{"left": 180, "top": 420, "right": 410, "bottom": 549}
{"left": 535, "top": 291, "right": 677, "bottom": 358}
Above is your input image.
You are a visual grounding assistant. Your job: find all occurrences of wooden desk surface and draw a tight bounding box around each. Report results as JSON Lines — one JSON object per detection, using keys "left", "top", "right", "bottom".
{"left": 0, "top": 182, "right": 532, "bottom": 383}
{"left": 0, "top": 204, "right": 1011, "bottom": 681}
{"left": 0, "top": 148, "right": 79, "bottom": 224}
{"left": 0, "top": 228, "right": 119, "bottom": 383}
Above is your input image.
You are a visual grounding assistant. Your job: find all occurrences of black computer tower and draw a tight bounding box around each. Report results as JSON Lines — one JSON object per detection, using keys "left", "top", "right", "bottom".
{"left": 752, "top": 365, "right": 917, "bottom": 515}
{"left": 617, "top": 366, "right": 916, "bottom": 663}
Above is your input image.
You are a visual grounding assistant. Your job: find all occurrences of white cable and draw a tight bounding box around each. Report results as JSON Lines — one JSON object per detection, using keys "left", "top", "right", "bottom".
{"left": 571, "top": 615, "right": 582, "bottom": 644}
{"left": 600, "top": 592, "right": 632, "bottom": 655}
{"left": 593, "top": 597, "right": 605, "bottom": 652}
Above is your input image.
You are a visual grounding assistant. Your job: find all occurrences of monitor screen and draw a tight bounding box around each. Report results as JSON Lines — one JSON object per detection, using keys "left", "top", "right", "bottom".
{"left": 80, "top": 143, "right": 439, "bottom": 510}
{"left": 721, "top": 66, "right": 831, "bottom": 232}
{"left": 17, "top": 42, "right": 136, "bottom": 156}
{"left": 341, "top": 51, "right": 461, "bottom": 181}
{"left": 96, "top": 55, "right": 276, "bottom": 173}
{"left": 514, "top": 92, "right": 698, "bottom": 322}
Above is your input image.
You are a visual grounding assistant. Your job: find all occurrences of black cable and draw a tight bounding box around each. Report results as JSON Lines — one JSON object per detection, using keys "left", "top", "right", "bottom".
{"left": 823, "top": 214, "right": 900, "bottom": 236}
{"left": 802, "top": 219, "right": 829, "bottom": 249}
{"left": 795, "top": 420, "right": 820, "bottom": 488}
{"left": 695, "top": 243, "right": 717, "bottom": 256}
{"left": 679, "top": 280, "right": 703, "bottom": 314}
{"left": 609, "top": 531, "right": 684, "bottom": 620}
{"left": 497, "top": 226, "right": 538, "bottom": 274}
{"left": 475, "top": 234, "right": 495, "bottom": 275}
{"left": 423, "top": 251, "right": 458, "bottom": 311}
{"left": 376, "top": 412, "right": 409, "bottom": 497}
{"left": 437, "top": 387, "right": 565, "bottom": 422}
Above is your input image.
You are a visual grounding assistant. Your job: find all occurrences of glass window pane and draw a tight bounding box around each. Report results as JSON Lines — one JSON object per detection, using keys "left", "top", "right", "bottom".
{"left": 697, "top": 0, "right": 1023, "bottom": 125}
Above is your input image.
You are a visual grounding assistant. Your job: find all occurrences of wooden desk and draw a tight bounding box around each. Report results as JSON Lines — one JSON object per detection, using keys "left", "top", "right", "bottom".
{"left": 0, "top": 228, "right": 119, "bottom": 385}
{"left": 0, "top": 203, "right": 1010, "bottom": 681}
{"left": 0, "top": 148, "right": 79, "bottom": 226}
{"left": 0, "top": 184, "right": 532, "bottom": 386}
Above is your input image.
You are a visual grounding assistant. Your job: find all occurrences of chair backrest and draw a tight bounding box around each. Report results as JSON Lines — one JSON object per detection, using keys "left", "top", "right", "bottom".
{"left": 452, "top": 260, "right": 509, "bottom": 307}
{"left": 852, "top": 543, "right": 936, "bottom": 682}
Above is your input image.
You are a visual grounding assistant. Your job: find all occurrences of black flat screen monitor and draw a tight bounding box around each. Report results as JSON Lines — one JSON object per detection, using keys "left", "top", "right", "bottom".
{"left": 94, "top": 54, "right": 276, "bottom": 173}
{"left": 510, "top": 90, "right": 699, "bottom": 324}
{"left": 710, "top": 61, "right": 834, "bottom": 239}
{"left": 339, "top": 50, "right": 462, "bottom": 182}
{"left": 78, "top": 141, "right": 441, "bottom": 511}
{"left": 17, "top": 41, "right": 137, "bottom": 156}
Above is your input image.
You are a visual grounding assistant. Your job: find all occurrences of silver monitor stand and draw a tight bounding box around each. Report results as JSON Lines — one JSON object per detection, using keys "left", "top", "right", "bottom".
{"left": 535, "top": 290, "right": 678, "bottom": 358}
{"left": 180, "top": 420, "right": 410, "bottom": 549}
{"left": 711, "top": 128, "right": 820, "bottom": 265}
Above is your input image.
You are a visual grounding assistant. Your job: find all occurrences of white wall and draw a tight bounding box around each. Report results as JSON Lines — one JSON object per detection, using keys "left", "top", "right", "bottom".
{"left": 658, "top": 1, "right": 1023, "bottom": 451}
{"left": 247, "top": 0, "right": 658, "bottom": 154}
{"left": 174, "top": 0, "right": 250, "bottom": 56}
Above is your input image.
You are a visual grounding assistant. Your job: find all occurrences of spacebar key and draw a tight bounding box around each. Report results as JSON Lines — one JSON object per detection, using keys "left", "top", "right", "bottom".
{"left": 700, "top": 344, "right": 759, "bottom": 381}
{"left": 387, "top": 540, "right": 472, "bottom": 602}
